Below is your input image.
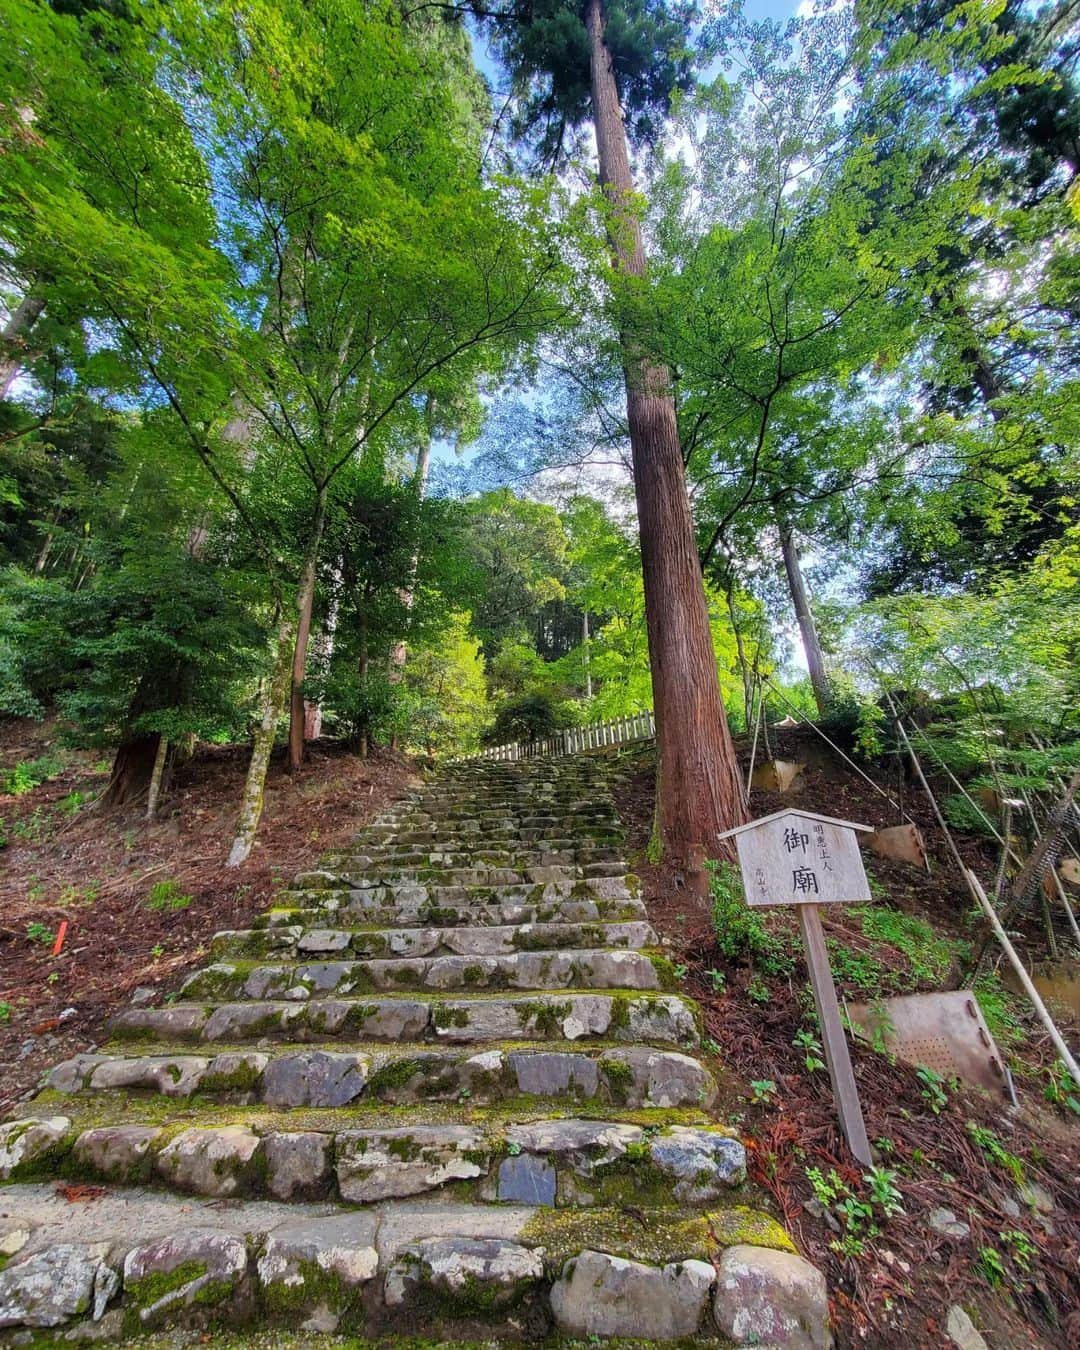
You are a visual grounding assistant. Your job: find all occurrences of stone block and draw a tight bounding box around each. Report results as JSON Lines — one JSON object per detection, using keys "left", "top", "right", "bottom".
{"left": 122, "top": 1228, "right": 248, "bottom": 1326}
{"left": 336, "top": 1126, "right": 490, "bottom": 1202}
{"left": 73, "top": 1126, "right": 162, "bottom": 1184}
{"left": 384, "top": 1236, "right": 543, "bottom": 1312}
{"left": 262, "top": 1051, "right": 368, "bottom": 1108}
{"left": 0, "top": 1118, "right": 71, "bottom": 1180}
{"left": 550, "top": 1249, "right": 714, "bottom": 1339}
{"left": 264, "top": 1132, "right": 334, "bottom": 1201}
{"left": 0, "top": 1246, "right": 101, "bottom": 1329}
{"left": 155, "top": 1126, "right": 262, "bottom": 1198}
{"left": 713, "top": 1244, "right": 831, "bottom": 1348}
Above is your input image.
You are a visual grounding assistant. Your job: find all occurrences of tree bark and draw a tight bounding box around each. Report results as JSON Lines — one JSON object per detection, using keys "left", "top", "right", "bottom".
{"left": 779, "top": 520, "right": 831, "bottom": 717}
{"left": 586, "top": 0, "right": 746, "bottom": 867}
{"left": 583, "top": 609, "right": 593, "bottom": 699}
{"left": 145, "top": 736, "right": 170, "bottom": 822}
{"left": 0, "top": 292, "right": 45, "bottom": 398}
{"left": 287, "top": 487, "right": 328, "bottom": 772}
{"left": 228, "top": 611, "right": 294, "bottom": 866}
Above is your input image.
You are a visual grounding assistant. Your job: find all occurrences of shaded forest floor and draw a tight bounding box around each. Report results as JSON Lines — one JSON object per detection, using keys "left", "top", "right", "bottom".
{"left": 610, "top": 728, "right": 1080, "bottom": 1350}
{"left": 0, "top": 719, "right": 416, "bottom": 1114}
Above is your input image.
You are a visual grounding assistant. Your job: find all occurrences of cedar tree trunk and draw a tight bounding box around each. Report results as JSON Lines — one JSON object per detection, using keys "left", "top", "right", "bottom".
{"left": 586, "top": 0, "right": 746, "bottom": 866}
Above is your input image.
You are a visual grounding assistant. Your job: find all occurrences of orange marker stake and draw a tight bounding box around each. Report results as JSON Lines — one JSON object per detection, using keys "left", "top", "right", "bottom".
{"left": 51, "top": 920, "right": 68, "bottom": 957}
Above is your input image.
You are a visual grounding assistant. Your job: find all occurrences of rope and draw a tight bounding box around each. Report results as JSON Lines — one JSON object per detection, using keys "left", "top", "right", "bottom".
{"left": 759, "top": 674, "right": 905, "bottom": 815}
{"left": 744, "top": 678, "right": 763, "bottom": 804}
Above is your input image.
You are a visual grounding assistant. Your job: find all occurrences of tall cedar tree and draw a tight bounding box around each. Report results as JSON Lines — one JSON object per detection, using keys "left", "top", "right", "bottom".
{"left": 483, "top": 0, "right": 747, "bottom": 870}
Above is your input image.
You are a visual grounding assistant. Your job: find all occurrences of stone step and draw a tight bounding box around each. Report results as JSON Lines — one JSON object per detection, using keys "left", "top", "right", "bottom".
{"left": 4, "top": 1113, "right": 740, "bottom": 1209}
{"left": 179, "top": 948, "right": 663, "bottom": 1001}
{"left": 279, "top": 874, "right": 639, "bottom": 904}
{"left": 111, "top": 991, "right": 699, "bottom": 1048}
{"left": 317, "top": 847, "right": 625, "bottom": 872}
{"left": 304, "top": 862, "right": 628, "bottom": 888}
{"left": 255, "top": 895, "right": 649, "bottom": 932}
{"left": 210, "top": 919, "right": 657, "bottom": 961}
{"left": 46, "top": 1043, "right": 716, "bottom": 1111}
{"left": 0, "top": 1183, "right": 824, "bottom": 1342}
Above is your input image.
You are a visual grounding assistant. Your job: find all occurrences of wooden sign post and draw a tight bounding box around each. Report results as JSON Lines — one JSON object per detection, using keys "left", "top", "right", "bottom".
{"left": 719, "top": 809, "right": 875, "bottom": 1167}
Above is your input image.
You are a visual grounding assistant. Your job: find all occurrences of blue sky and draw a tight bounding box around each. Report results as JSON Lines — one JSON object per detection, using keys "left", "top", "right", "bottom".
{"left": 471, "top": 1, "right": 805, "bottom": 84}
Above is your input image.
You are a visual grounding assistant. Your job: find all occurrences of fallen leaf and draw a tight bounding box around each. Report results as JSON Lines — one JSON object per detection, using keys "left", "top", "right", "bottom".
{"left": 55, "top": 1182, "right": 106, "bottom": 1203}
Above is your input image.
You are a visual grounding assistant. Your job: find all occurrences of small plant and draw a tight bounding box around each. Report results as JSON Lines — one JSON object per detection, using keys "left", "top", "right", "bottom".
{"left": 1043, "top": 1060, "right": 1080, "bottom": 1116}
{"left": 976, "top": 1244, "right": 1007, "bottom": 1290}
{"left": 707, "top": 967, "right": 726, "bottom": 992}
{"left": 0, "top": 1002, "right": 11, "bottom": 1022}
{"left": 56, "top": 791, "right": 85, "bottom": 817}
{"left": 1001, "top": 1229, "right": 1037, "bottom": 1275}
{"left": 702, "top": 1037, "right": 721, "bottom": 1056}
{"left": 750, "top": 1079, "right": 777, "bottom": 1105}
{"left": 144, "top": 880, "right": 192, "bottom": 912}
{"left": 917, "top": 1066, "right": 949, "bottom": 1115}
{"left": 794, "top": 1028, "right": 826, "bottom": 1073}
{"left": 151, "top": 944, "right": 164, "bottom": 959}
{"left": 671, "top": 962, "right": 688, "bottom": 981}
{"left": 863, "top": 1166, "right": 904, "bottom": 1219}
{"left": 26, "top": 921, "right": 55, "bottom": 946}
{"left": 966, "top": 1121, "right": 1025, "bottom": 1183}
{"left": 46, "top": 970, "right": 59, "bottom": 985}
{"left": 747, "top": 976, "right": 771, "bottom": 1004}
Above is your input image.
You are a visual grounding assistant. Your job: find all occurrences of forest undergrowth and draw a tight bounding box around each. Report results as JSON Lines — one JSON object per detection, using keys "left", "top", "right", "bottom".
{"left": 612, "top": 733, "right": 1080, "bottom": 1350}
{"left": 0, "top": 718, "right": 415, "bottom": 1114}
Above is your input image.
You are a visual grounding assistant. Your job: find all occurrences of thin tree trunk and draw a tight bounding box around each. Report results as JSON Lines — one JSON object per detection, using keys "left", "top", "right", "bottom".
{"left": 145, "top": 737, "right": 170, "bottom": 822}
{"left": 287, "top": 487, "right": 328, "bottom": 772}
{"left": 583, "top": 609, "right": 593, "bottom": 699}
{"left": 0, "top": 293, "right": 45, "bottom": 398}
{"left": 779, "top": 520, "right": 830, "bottom": 717}
{"left": 388, "top": 403, "right": 435, "bottom": 687}
{"left": 228, "top": 611, "right": 294, "bottom": 867}
{"left": 586, "top": 0, "right": 746, "bottom": 870}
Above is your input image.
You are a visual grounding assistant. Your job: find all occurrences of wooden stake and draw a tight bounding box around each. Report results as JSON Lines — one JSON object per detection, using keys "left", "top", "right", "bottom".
{"left": 798, "top": 903, "right": 872, "bottom": 1167}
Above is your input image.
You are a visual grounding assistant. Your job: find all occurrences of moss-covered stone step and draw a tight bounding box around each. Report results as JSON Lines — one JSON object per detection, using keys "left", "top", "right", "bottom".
{"left": 303, "top": 861, "right": 628, "bottom": 888}
{"left": 110, "top": 990, "right": 699, "bottom": 1048}
{"left": 254, "top": 893, "right": 649, "bottom": 932}
{"left": 4, "top": 1114, "right": 742, "bottom": 1211}
{"left": 179, "top": 948, "right": 663, "bottom": 1002}
{"left": 0, "top": 1183, "right": 827, "bottom": 1342}
{"left": 278, "top": 873, "right": 639, "bottom": 905}
{"left": 209, "top": 919, "right": 657, "bottom": 961}
{"left": 46, "top": 1043, "right": 716, "bottom": 1112}
{"left": 368, "top": 819, "right": 619, "bottom": 840}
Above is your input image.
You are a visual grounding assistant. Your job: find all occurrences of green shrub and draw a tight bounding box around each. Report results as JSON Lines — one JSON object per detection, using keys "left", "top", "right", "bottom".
{"left": 709, "top": 860, "right": 793, "bottom": 977}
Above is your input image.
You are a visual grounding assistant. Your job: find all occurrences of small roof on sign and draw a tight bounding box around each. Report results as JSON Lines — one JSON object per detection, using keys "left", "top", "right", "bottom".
{"left": 717, "top": 808, "right": 874, "bottom": 841}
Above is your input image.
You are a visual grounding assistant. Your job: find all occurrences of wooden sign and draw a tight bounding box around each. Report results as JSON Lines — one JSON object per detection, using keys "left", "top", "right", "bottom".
{"left": 726, "top": 809, "right": 873, "bottom": 907}
{"left": 719, "top": 809, "right": 875, "bottom": 1166}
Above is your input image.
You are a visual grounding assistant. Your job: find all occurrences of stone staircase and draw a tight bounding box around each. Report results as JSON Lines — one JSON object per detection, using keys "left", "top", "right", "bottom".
{"left": 0, "top": 754, "right": 829, "bottom": 1344}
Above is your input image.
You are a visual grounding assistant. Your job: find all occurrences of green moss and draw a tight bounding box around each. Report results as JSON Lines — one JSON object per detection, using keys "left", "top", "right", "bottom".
{"left": 387, "top": 1134, "right": 422, "bottom": 1162}
{"left": 196, "top": 1058, "right": 263, "bottom": 1098}
{"left": 515, "top": 999, "right": 571, "bottom": 1037}
{"left": 126, "top": 1259, "right": 210, "bottom": 1311}
{"left": 366, "top": 1058, "right": 428, "bottom": 1094}
{"left": 461, "top": 965, "right": 487, "bottom": 986}
{"left": 647, "top": 952, "right": 681, "bottom": 990}
{"left": 432, "top": 1005, "right": 470, "bottom": 1029}
{"left": 608, "top": 994, "right": 632, "bottom": 1033}
{"left": 387, "top": 966, "right": 423, "bottom": 988}
{"left": 599, "top": 1057, "right": 634, "bottom": 1104}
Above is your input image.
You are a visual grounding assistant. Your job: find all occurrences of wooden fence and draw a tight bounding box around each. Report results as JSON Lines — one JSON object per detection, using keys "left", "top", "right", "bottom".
{"left": 453, "top": 710, "right": 656, "bottom": 763}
